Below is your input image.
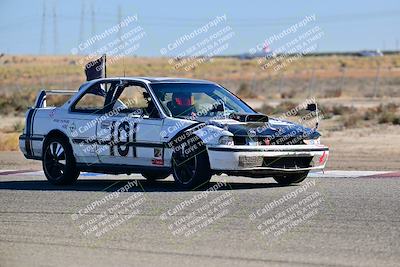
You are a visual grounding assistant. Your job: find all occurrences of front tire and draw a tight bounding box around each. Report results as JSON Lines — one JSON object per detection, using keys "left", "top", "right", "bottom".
{"left": 273, "top": 171, "right": 309, "bottom": 185}
{"left": 42, "top": 136, "right": 80, "bottom": 185}
{"left": 172, "top": 148, "right": 211, "bottom": 189}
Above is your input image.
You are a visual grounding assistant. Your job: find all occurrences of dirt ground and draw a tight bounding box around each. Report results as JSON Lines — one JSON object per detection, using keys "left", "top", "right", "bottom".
{"left": 323, "top": 124, "right": 400, "bottom": 171}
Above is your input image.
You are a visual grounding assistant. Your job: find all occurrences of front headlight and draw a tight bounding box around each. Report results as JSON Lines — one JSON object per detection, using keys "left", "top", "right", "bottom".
{"left": 303, "top": 137, "right": 320, "bottom": 145}
{"left": 219, "top": 136, "right": 234, "bottom": 146}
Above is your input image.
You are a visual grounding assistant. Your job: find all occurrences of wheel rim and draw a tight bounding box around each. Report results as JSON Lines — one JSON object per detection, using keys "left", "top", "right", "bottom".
{"left": 44, "top": 141, "right": 66, "bottom": 180}
{"left": 173, "top": 153, "right": 197, "bottom": 185}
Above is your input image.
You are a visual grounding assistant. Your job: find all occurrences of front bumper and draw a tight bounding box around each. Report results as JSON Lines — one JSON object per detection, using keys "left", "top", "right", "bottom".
{"left": 207, "top": 145, "right": 329, "bottom": 172}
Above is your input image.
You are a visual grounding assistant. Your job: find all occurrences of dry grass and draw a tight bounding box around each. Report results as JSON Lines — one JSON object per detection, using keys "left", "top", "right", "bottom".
{"left": 0, "top": 133, "right": 20, "bottom": 151}
{"left": 0, "top": 54, "right": 399, "bottom": 152}
{"left": 1, "top": 54, "right": 400, "bottom": 98}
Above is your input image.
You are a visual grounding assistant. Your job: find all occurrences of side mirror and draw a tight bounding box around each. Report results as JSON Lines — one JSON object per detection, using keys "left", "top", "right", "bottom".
{"left": 306, "top": 103, "right": 317, "bottom": 112}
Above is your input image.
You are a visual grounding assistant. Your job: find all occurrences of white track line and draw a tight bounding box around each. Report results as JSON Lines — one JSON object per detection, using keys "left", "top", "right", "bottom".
{"left": 309, "top": 170, "right": 388, "bottom": 178}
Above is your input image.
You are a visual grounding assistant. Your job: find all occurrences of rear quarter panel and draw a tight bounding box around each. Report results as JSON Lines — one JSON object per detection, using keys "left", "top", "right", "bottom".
{"left": 20, "top": 107, "right": 70, "bottom": 159}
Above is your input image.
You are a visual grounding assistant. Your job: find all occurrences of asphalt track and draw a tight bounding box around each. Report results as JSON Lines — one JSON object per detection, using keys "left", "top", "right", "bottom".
{"left": 0, "top": 170, "right": 399, "bottom": 267}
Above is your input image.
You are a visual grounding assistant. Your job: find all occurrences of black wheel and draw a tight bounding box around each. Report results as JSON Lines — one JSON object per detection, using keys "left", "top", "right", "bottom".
{"left": 172, "top": 148, "right": 211, "bottom": 189}
{"left": 273, "top": 171, "right": 309, "bottom": 185}
{"left": 141, "top": 172, "right": 170, "bottom": 181}
{"left": 42, "top": 136, "right": 80, "bottom": 185}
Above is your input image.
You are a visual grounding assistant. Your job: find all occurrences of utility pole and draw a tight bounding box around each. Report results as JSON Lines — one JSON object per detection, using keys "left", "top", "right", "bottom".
{"left": 117, "top": 5, "right": 122, "bottom": 42}
{"left": 308, "top": 67, "right": 316, "bottom": 97}
{"left": 118, "top": 5, "right": 123, "bottom": 70}
{"left": 373, "top": 61, "right": 381, "bottom": 98}
{"left": 78, "top": 1, "right": 85, "bottom": 53}
{"left": 91, "top": 3, "right": 96, "bottom": 55}
{"left": 52, "top": 3, "right": 58, "bottom": 54}
{"left": 39, "top": 1, "right": 47, "bottom": 54}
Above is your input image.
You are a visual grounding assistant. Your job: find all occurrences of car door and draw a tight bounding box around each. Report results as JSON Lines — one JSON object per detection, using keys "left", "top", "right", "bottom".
{"left": 68, "top": 80, "right": 113, "bottom": 166}
{"left": 96, "top": 81, "right": 165, "bottom": 167}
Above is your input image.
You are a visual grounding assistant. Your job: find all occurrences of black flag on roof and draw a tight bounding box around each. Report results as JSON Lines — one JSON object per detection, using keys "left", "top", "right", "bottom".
{"left": 84, "top": 54, "right": 106, "bottom": 81}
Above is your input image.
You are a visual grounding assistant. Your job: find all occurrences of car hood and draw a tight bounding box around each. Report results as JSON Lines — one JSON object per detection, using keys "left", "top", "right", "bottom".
{"left": 203, "top": 117, "right": 320, "bottom": 140}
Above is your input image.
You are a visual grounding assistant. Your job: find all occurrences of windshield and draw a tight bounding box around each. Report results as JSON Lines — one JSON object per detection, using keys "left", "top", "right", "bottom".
{"left": 150, "top": 83, "right": 256, "bottom": 118}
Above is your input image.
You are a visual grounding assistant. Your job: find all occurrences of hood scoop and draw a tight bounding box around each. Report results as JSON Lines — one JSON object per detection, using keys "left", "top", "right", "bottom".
{"left": 229, "top": 113, "right": 269, "bottom": 123}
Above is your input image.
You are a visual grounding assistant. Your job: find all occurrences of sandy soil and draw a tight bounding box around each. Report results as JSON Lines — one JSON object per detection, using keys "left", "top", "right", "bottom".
{"left": 323, "top": 125, "right": 400, "bottom": 171}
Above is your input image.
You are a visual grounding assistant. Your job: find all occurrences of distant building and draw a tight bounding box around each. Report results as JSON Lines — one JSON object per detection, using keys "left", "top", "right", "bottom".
{"left": 357, "top": 50, "right": 383, "bottom": 57}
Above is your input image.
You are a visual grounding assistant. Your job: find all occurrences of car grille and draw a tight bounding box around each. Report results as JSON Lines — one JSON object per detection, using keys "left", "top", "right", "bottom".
{"left": 233, "top": 136, "right": 305, "bottom": 146}
{"left": 263, "top": 156, "right": 313, "bottom": 168}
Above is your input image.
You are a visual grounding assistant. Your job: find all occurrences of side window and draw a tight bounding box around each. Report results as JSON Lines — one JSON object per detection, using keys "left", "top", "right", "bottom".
{"left": 193, "top": 92, "right": 216, "bottom": 110}
{"left": 113, "top": 84, "right": 160, "bottom": 118}
{"left": 72, "top": 82, "right": 109, "bottom": 112}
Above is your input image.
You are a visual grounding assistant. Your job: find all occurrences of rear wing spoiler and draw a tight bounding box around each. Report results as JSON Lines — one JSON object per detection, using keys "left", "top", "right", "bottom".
{"left": 34, "top": 89, "right": 77, "bottom": 108}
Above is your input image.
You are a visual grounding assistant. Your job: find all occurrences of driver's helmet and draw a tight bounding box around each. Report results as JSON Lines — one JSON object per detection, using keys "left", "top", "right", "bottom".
{"left": 172, "top": 92, "right": 194, "bottom": 107}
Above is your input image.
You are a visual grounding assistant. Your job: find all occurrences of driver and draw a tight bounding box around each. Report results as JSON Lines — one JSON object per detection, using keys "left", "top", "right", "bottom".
{"left": 167, "top": 92, "right": 196, "bottom": 116}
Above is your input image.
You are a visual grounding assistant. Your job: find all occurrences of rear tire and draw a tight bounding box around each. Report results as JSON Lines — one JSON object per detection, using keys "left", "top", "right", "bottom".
{"left": 172, "top": 148, "right": 211, "bottom": 190}
{"left": 273, "top": 171, "right": 309, "bottom": 185}
{"left": 42, "top": 136, "right": 80, "bottom": 185}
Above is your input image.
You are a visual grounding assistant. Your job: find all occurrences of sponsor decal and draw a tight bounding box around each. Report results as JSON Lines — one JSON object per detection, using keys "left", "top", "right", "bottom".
{"left": 152, "top": 159, "right": 164, "bottom": 165}
{"left": 69, "top": 122, "right": 77, "bottom": 136}
{"left": 154, "top": 148, "right": 163, "bottom": 158}
{"left": 49, "top": 108, "right": 57, "bottom": 118}
{"left": 319, "top": 151, "right": 327, "bottom": 164}
{"left": 152, "top": 148, "right": 164, "bottom": 165}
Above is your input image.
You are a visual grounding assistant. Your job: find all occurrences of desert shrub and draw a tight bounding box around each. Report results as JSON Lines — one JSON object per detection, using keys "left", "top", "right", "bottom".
{"left": 236, "top": 82, "right": 256, "bottom": 98}
{"left": 323, "top": 88, "right": 342, "bottom": 98}
{"left": 258, "top": 101, "right": 302, "bottom": 116}
{"left": 315, "top": 103, "right": 330, "bottom": 116}
{"left": 319, "top": 104, "right": 355, "bottom": 117}
{"left": 280, "top": 90, "right": 296, "bottom": 99}
{"left": 13, "top": 121, "right": 24, "bottom": 132}
{"left": 363, "top": 110, "right": 375, "bottom": 120}
{"left": 377, "top": 103, "right": 398, "bottom": 114}
{"left": 342, "top": 113, "right": 363, "bottom": 128}
{"left": 378, "top": 112, "right": 396, "bottom": 124}
{"left": 0, "top": 90, "right": 37, "bottom": 115}
{"left": 274, "top": 101, "right": 299, "bottom": 115}
{"left": 259, "top": 104, "right": 275, "bottom": 115}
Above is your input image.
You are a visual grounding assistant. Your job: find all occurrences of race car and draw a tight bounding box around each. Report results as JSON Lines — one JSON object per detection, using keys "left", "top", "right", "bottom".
{"left": 19, "top": 77, "right": 329, "bottom": 189}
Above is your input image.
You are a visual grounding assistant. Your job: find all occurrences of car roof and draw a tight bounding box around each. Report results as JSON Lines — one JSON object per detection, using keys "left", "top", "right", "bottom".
{"left": 83, "top": 77, "right": 215, "bottom": 86}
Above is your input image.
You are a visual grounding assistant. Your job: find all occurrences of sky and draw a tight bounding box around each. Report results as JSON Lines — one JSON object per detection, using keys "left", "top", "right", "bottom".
{"left": 0, "top": 0, "right": 399, "bottom": 56}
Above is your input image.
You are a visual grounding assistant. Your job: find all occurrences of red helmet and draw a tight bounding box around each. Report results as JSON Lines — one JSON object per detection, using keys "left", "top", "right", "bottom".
{"left": 172, "top": 92, "right": 193, "bottom": 107}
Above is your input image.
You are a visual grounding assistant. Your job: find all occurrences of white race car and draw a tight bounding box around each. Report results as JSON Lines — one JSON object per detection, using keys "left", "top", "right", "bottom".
{"left": 19, "top": 77, "right": 329, "bottom": 189}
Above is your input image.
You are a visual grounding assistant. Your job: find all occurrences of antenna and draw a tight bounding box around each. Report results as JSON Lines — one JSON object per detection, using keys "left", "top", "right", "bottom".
{"left": 117, "top": 5, "right": 122, "bottom": 41}
{"left": 123, "top": 56, "right": 126, "bottom": 77}
{"left": 118, "top": 5, "right": 125, "bottom": 77}
{"left": 39, "top": 1, "right": 46, "bottom": 54}
{"left": 103, "top": 54, "right": 107, "bottom": 78}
